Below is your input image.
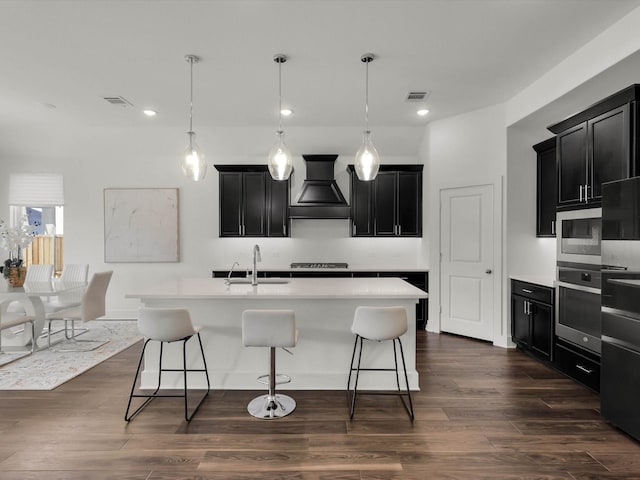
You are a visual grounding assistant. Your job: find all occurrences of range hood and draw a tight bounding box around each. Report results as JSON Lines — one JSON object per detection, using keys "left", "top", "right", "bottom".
{"left": 289, "top": 155, "right": 350, "bottom": 219}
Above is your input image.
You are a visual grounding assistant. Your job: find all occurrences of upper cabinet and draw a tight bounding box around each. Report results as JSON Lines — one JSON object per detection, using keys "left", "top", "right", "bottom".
{"left": 548, "top": 84, "right": 640, "bottom": 211}
{"left": 534, "top": 138, "right": 557, "bottom": 237}
{"left": 348, "top": 165, "right": 423, "bottom": 237}
{"left": 214, "top": 165, "right": 290, "bottom": 237}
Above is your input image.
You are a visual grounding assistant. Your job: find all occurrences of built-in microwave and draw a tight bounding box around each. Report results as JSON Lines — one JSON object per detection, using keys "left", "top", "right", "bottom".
{"left": 556, "top": 207, "right": 602, "bottom": 265}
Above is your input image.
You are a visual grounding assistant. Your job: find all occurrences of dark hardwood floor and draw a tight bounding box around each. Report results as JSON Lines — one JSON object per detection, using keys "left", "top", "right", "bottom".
{"left": 1, "top": 331, "right": 639, "bottom": 479}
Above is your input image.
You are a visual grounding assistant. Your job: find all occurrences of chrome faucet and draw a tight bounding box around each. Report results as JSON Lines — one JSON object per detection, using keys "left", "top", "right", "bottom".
{"left": 226, "top": 261, "right": 240, "bottom": 284}
{"left": 252, "top": 244, "right": 261, "bottom": 286}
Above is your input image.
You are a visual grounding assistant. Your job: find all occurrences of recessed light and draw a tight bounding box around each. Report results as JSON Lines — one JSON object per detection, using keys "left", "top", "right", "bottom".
{"left": 417, "top": 109, "right": 429, "bottom": 117}
{"left": 143, "top": 109, "right": 157, "bottom": 117}
{"left": 280, "top": 108, "right": 293, "bottom": 116}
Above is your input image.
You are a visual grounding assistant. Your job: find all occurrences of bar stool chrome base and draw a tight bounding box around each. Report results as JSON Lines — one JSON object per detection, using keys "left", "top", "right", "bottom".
{"left": 247, "top": 393, "right": 296, "bottom": 419}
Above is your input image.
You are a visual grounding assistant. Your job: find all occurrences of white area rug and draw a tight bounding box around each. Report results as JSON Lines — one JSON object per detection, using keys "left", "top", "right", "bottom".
{"left": 0, "top": 320, "right": 141, "bottom": 390}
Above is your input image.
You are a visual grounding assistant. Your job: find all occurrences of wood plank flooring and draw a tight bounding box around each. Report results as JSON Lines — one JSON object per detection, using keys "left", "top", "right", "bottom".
{"left": 1, "top": 331, "right": 639, "bottom": 479}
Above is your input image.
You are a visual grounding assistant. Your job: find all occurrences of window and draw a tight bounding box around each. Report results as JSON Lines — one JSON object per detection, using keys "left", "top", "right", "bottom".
{"left": 8, "top": 174, "right": 64, "bottom": 275}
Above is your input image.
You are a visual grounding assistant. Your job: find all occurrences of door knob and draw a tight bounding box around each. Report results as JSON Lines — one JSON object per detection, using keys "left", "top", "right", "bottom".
{"left": 485, "top": 269, "right": 492, "bottom": 274}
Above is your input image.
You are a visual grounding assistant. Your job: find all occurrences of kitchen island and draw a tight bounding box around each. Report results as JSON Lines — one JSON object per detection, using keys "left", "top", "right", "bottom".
{"left": 126, "top": 276, "right": 428, "bottom": 391}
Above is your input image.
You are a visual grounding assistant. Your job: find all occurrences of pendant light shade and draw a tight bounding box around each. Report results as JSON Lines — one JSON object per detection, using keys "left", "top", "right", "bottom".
{"left": 354, "top": 130, "right": 380, "bottom": 181}
{"left": 268, "top": 130, "right": 293, "bottom": 181}
{"left": 354, "top": 53, "right": 380, "bottom": 181}
{"left": 181, "top": 54, "right": 206, "bottom": 182}
{"left": 267, "top": 54, "right": 293, "bottom": 181}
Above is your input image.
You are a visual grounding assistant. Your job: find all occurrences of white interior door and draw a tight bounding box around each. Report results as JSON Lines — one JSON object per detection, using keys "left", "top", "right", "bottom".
{"left": 440, "top": 183, "right": 494, "bottom": 341}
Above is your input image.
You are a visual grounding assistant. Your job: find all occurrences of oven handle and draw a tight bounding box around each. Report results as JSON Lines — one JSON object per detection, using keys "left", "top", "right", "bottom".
{"left": 555, "top": 281, "right": 601, "bottom": 295}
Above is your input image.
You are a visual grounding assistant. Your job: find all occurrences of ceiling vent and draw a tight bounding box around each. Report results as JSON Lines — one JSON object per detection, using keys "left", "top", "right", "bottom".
{"left": 405, "top": 91, "right": 430, "bottom": 102}
{"left": 103, "top": 96, "right": 133, "bottom": 107}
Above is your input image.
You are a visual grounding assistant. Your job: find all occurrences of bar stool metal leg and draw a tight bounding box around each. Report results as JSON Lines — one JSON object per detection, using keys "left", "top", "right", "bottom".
{"left": 347, "top": 335, "right": 414, "bottom": 421}
{"left": 247, "top": 347, "right": 296, "bottom": 419}
{"left": 124, "top": 334, "right": 210, "bottom": 422}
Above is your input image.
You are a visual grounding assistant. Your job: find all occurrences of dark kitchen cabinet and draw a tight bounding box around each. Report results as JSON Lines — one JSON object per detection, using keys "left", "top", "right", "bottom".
{"left": 554, "top": 338, "right": 600, "bottom": 392}
{"left": 215, "top": 165, "right": 290, "bottom": 237}
{"left": 377, "top": 271, "right": 428, "bottom": 330}
{"left": 548, "top": 85, "right": 640, "bottom": 210}
{"left": 511, "top": 280, "right": 554, "bottom": 361}
{"left": 348, "top": 165, "right": 423, "bottom": 237}
{"left": 534, "top": 138, "right": 557, "bottom": 237}
{"left": 349, "top": 172, "right": 375, "bottom": 237}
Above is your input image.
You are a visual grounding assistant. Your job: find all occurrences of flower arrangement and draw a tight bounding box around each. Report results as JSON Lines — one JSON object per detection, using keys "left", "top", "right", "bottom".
{"left": 0, "top": 216, "right": 37, "bottom": 279}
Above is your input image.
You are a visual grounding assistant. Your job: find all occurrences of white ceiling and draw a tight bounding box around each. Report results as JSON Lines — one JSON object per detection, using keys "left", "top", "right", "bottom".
{"left": 1, "top": 0, "right": 639, "bottom": 158}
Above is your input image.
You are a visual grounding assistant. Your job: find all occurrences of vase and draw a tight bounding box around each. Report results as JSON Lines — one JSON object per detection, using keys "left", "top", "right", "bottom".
{"left": 6, "top": 266, "right": 27, "bottom": 287}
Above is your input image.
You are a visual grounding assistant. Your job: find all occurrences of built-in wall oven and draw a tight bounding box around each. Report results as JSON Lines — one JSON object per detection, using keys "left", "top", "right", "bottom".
{"left": 556, "top": 263, "right": 602, "bottom": 354}
{"left": 555, "top": 207, "right": 602, "bottom": 354}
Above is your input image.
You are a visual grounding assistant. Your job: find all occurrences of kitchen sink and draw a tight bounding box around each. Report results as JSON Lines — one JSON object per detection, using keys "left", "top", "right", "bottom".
{"left": 225, "top": 278, "right": 290, "bottom": 285}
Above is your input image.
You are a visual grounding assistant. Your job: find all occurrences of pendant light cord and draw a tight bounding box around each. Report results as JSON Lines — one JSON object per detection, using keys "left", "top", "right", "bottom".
{"left": 364, "top": 58, "right": 369, "bottom": 132}
{"left": 188, "top": 57, "right": 194, "bottom": 134}
{"left": 278, "top": 58, "right": 283, "bottom": 133}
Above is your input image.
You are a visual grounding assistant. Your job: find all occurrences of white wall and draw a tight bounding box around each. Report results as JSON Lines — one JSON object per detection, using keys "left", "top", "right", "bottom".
{"left": 421, "top": 103, "right": 508, "bottom": 345}
{"left": 0, "top": 124, "right": 426, "bottom": 318}
{"left": 506, "top": 6, "right": 640, "bottom": 126}
{"left": 505, "top": 125, "right": 557, "bottom": 281}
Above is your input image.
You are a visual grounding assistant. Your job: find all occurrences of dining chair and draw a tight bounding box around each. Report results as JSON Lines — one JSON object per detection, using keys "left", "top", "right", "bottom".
{"left": 25, "top": 264, "right": 54, "bottom": 282}
{"left": 60, "top": 264, "right": 89, "bottom": 283}
{"left": 45, "top": 263, "right": 89, "bottom": 313}
{"left": 45, "top": 271, "right": 113, "bottom": 351}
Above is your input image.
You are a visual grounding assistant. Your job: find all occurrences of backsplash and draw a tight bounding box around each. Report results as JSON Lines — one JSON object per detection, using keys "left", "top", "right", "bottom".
{"left": 212, "top": 219, "right": 427, "bottom": 269}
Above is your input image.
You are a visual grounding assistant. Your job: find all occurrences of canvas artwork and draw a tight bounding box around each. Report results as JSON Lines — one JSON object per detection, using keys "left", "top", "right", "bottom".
{"left": 104, "top": 188, "right": 179, "bottom": 263}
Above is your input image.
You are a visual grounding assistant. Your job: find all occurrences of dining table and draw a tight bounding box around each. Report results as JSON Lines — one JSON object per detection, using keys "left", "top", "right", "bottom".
{"left": 0, "top": 280, "right": 87, "bottom": 350}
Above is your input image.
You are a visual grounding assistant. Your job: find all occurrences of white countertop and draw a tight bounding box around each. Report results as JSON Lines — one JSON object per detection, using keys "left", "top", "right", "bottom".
{"left": 212, "top": 265, "right": 429, "bottom": 273}
{"left": 509, "top": 274, "right": 556, "bottom": 289}
{"left": 126, "top": 277, "right": 429, "bottom": 300}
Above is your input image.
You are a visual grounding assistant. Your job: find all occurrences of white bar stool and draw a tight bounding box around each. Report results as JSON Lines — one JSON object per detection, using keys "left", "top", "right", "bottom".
{"left": 125, "top": 307, "right": 210, "bottom": 422}
{"left": 347, "top": 306, "right": 414, "bottom": 420}
{"left": 242, "top": 309, "right": 297, "bottom": 419}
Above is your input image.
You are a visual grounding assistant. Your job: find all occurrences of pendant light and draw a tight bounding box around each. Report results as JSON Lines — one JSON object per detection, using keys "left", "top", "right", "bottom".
{"left": 181, "top": 54, "right": 206, "bottom": 182}
{"left": 354, "top": 53, "right": 380, "bottom": 181}
{"left": 267, "top": 54, "right": 293, "bottom": 181}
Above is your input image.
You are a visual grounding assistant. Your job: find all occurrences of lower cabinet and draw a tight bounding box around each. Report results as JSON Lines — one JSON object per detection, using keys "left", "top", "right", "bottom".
{"left": 511, "top": 280, "right": 601, "bottom": 392}
{"left": 554, "top": 338, "right": 600, "bottom": 392}
{"left": 511, "top": 280, "right": 554, "bottom": 361}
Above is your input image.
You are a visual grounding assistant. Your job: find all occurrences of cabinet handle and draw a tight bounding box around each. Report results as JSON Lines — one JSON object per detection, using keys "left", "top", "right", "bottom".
{"left": 584, "top": 184, "right": 590, "bottom": 203}
{"left": 579, "top": 185, "right": 584, "bottom": 202}
{"left": 522, "top": 288, "right": 533, "bottom": 294}
{"left": 576, "top": 364, "right": 593, "bottom": 375}
{"left": 353, "top": 223, "right": 356, "bottom": 236}
{"left": 398, "top": 225, "right": 402, "bottom": 236}
{"left": 551, "top": 220, "right": 555, "bottom": 235}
